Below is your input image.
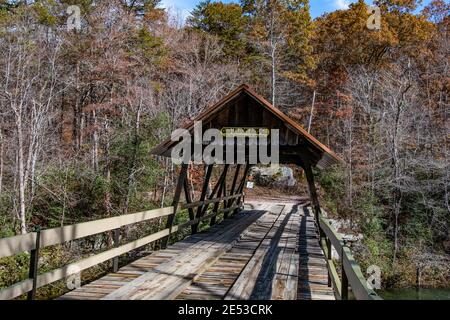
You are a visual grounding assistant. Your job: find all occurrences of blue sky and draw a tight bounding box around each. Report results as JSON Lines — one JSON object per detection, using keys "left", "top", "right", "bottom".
{"left": 160, "top": 0, "right": 433, "bottom": 20}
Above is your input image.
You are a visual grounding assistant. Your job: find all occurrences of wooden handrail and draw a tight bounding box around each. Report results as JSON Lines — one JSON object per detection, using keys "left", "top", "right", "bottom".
{"left": 0, "top": 196, "right": 245, "bottom": 300}
{"left": 0, "top": 207, "right": 174, "bottom": 259}
{"left": 0, "top": 233, "right": 38, "bottom": 259}
{"left": 174, "top": 205, "right": 240, "bottom": 232}
{"left": 318, "top": 215, "right": 344, "bottom": 250}
{"left": 0, "top": 207, "right": 176, "bottom": 300}
{"left": 0, "top": 227, "right": 173, "bottom": 300}
{"left": 318, "top": 213, "right": 382, "bottom": 300}
{"left": 40, "top": 207, "right": 175, "bottom": 248}
{"left": 181, "top": 194, "right": 243, "bottom": 210}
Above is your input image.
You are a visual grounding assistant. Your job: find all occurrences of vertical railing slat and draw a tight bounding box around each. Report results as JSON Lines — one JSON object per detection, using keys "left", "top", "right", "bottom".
{"left": 27, "top": 228, "right": 41, "bottom": 300}
{"left": 112, "top": 228, "right": 120, "bottom": 273}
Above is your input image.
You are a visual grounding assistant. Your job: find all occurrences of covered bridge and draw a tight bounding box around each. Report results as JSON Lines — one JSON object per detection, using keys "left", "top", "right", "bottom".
{"left": 0, "top": 85, "right": 380, "bottom": 301}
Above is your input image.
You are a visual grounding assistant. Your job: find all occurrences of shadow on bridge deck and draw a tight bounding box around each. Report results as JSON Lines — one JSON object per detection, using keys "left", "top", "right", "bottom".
{"left": 58, "top": 201, "right": 335, "bottom": 301}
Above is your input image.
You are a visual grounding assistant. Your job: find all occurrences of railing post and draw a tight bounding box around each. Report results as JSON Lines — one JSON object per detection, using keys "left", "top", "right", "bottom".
{"left": 27, "top": 228, "right": 41, "bottom": 301}
{"left": 341, "top": 247, "right": 349, "bottom": 300}
{"left": 302, "top": 162, "right": 324, "bottom": 238}
{"left": 112, "top": 228, "right": 120, "bottom": 273}
{"left": 327, "top": 238, "right": 332, "bottom": 287}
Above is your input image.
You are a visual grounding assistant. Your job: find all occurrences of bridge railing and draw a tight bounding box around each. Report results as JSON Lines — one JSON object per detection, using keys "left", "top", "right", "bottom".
{"left": 317, "top": 211, "right": 382, "bottom": 300}
{"left": 0, "top": 193, "right": 243, "bottom": 300}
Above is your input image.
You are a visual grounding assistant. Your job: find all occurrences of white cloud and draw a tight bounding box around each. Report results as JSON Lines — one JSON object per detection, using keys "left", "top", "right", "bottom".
{"left": 159, "top": 0, "right": 192, "bottom": 23}
{"left": 334, "top": 0, "right": 352, "bottom": 10}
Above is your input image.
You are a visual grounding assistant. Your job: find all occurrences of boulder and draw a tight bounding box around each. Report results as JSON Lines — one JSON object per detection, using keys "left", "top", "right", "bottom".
{"left": 342, "top": 234, "right": 364, "bottom": 244}
{"left": 251, "top": 166, "right": 297, "bottom": 188}
{"left": 328, "top": 218, "right": 364, "bottom": 247}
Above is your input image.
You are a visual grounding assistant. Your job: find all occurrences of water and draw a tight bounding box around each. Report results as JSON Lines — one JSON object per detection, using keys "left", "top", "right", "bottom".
{"left": 380, "top": 288, "right": 450, "bottom": 300}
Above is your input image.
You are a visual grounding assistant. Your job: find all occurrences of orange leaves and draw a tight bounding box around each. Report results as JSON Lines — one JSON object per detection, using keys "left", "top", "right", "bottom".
{"left": 334, "top": 106, "right": 354, "bottom": 119}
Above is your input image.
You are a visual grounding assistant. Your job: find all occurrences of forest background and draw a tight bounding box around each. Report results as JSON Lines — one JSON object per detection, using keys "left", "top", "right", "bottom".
{"left": 0, "top": 0, "right": 448, "bottom": 296}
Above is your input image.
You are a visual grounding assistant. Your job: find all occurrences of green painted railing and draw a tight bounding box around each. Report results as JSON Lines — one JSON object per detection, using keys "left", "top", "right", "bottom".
{"left": 317, "top": 211, "right": 382, "bottom": 300}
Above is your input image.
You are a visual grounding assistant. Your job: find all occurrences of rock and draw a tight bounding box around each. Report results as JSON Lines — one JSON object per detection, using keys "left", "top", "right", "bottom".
{"left": 251, "top": 166, "right": 297, "bottom": 188}
{"left": 342, "top": 234, "right": 364, "bottom": 244}
{"left": 327, "top": 218, "right": 364, "bottom": 247}
{"left": 328, "top": 219, "right": 350, "bottom": 231}
{"left": 278, "top": 167, "right": 297, "bottom": 187}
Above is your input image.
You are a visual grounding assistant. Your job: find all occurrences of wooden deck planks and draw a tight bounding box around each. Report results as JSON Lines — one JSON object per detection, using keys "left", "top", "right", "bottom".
{"left": 297, "top": 207, "right": 335, "bottom": 300}
{"left": 224, "top": 204, "right": 300, "bottom": 300}
{"left": 271, "top": 205, "right": 301, "bottom": 300}
{"left": 102, "top": 208, "right": 269, "bottom": 300}
{"left": 58, "top": 250, "right": 183, "bottom": 300}
{"left": 58, "top": 222, "right": 232, "bottom": 301}
{"left": 58, "top": 202, "right": 335, "bottom": 301}
{"left": 177, "top": 204, "right": 285, "bottom": 300}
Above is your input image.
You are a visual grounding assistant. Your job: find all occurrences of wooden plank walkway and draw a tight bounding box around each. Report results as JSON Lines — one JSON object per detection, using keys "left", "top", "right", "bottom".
{"left": 58, "top": 201, "right": 335, "bottom": 301}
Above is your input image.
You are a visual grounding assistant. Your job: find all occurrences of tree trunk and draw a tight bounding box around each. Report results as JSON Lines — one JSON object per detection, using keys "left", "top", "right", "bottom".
{"left": 124, "top": 100, "right": 142, "bottom": 215}
{"left": 269, "top": 6, "right": 277, "bottom": 107}
{"left": 92, "top": 110, "right": 99, "bottom": 172}
{"left": 103, "top": 116, "right": 111, "bottom": 217}
{"left": 16, "top": 113, "right": 27, "bottom": 234}
{"left": 271, "top": 44, "right": 276, "bottom": 106}
{"left": 0, "top": 129, "right": 3, "bottom": 196}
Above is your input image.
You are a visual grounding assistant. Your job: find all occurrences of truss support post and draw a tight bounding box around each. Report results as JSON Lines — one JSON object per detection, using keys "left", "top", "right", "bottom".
{"left": 303, "top": 162, "right": 324, "bottom": 238}
{"left": 198, "top": 163, "right": 227, "bottom": 219}
{"left": 183, "top": 178, "right": 196, "bottom": 234}
{"left": 225, "top": 164, "right": 242, "bottom": 218}
{"left": 193, "top": 164, "right": 214, "bottom": 234}
{"left": 210, "top": 164, "right": 229, "bottom": 226}
{"left": 233, "top": 163, "right": 251, "bottom": 214}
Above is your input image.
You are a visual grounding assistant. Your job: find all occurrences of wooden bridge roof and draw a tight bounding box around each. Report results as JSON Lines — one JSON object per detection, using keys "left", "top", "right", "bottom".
{"left": 151, "top": 84, "right": 343, "bottom": 169}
